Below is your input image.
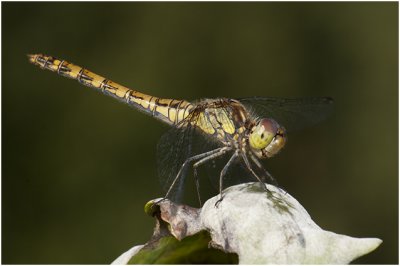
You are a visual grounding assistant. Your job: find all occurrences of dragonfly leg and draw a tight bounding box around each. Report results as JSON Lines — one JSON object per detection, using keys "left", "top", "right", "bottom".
{"left": 215, "top": 151, "right": 239, "bottom": 207}
{"left": 164, "top": 147, "right": 227, "bottom": 201}
{"left": 192, "top": 147, "right": 232, "bottom": 206}
{"left": 249, "top": 153, "right": 279, "bottom": 187}
{"left": 192, "top": 168, "right": 201, "bottom": 206}
{"left": 241, "top": 153, "right": 268, "bottom": 191}
{"left": 249, "top": 153, "right": 287, "bottom": 194}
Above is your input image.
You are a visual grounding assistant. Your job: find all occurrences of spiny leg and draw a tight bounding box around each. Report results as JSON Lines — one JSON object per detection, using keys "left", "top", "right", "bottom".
{"left": 249, "top": 153, "right": 278, "bottom": 186}
{"left": 164, "top": 147, "right": 226, "bottom": 201}
{"left": 215, "top": 151, "right": 239, "bottom": 207}
{"left": 192, "top": 147, "right": 231, "bottom": 206}
{"left": 249, "top": 153, "right": 287, "bottom": 195}
{"left": 241, "top": 153, "right": 268, "bottom": 191}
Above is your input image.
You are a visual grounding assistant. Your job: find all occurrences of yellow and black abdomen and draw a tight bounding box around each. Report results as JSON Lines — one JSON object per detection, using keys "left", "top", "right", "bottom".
{"left": 28, "top": 54, "right": 193, "bottom": 126}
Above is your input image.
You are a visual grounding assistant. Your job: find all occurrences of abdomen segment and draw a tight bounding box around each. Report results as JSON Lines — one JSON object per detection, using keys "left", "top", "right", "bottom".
{"left": 28, "top": 54, "right": 193, "bottom": 125}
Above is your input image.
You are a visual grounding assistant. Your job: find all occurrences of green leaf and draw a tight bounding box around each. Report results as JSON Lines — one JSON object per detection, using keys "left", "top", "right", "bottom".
{"left": 128, "top": 231, "right": 238, "bottom": 264}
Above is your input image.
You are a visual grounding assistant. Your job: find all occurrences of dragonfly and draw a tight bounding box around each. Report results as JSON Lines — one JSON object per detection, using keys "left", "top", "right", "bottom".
{"left": 28, "top": 54, "right": 333, "bottom": 205}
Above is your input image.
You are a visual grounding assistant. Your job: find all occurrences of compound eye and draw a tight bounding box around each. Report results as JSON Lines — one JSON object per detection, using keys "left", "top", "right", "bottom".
{"left": 249, "top": 118, "right": 279, "bottom": 149}
{"left": 258, "top": 118, "right": 278, "bottom": 136}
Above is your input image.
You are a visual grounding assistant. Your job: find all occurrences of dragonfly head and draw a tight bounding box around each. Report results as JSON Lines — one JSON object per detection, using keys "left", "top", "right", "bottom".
{"left": 249, "top": 118, "right": 286, "bottom": 158}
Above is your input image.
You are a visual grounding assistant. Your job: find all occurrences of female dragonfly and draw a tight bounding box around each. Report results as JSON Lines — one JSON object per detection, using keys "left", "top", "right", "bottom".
{"left": 28, "top": 54, "right": 333, "bottom": 205}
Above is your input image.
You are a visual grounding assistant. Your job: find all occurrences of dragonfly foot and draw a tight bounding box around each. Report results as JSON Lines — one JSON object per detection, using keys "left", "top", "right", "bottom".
{"left": 215, "top": 196, "right": 224, "bottom": 208}
{"left": 258, "top": 181, "right": 268, "bottom": 191}
{"left": 154, "top": 197, "right": 168, "bottom": 205}
{"left": 277, "top": 186, "right": 287, "bottom": 195}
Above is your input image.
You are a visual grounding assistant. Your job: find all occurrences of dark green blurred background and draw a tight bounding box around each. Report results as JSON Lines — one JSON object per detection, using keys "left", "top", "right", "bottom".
{"left": 2, "top": 2, "right": 398, "bottom": 264}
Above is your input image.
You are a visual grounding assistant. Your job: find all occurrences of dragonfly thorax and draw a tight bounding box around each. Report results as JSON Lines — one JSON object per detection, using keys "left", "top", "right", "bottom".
{"left": 248, "top": 118, "right": 286, "bottom": 158}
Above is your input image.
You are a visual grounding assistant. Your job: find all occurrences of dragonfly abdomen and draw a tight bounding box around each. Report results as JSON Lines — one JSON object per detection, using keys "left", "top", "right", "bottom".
{"left": 28, "top": 54, "right": 192, "bottom": 125}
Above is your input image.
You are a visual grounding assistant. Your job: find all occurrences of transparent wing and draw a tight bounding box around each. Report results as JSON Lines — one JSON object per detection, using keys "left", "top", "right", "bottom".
{"left": 157, "top": 106, "right": 223, "bottom": 203}
{"left": 157, "top": 97, "right": 323, "bottom": 203}
{"left": 157, "top": 115, "right": 195, "bottom": 203}
{"left": 238, "top": 97, "right": 334, "bottom": 132}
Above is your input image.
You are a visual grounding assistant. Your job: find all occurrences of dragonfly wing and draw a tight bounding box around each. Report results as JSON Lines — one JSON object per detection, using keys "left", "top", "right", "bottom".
{"left": 157, "top": 117, "right": 195, "bottom": 202}
{"left": 238, "top": 97, "right": 334, "bottom": 132}
{"left": 157, "top": 106, "right": 223, "bottom": 203}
